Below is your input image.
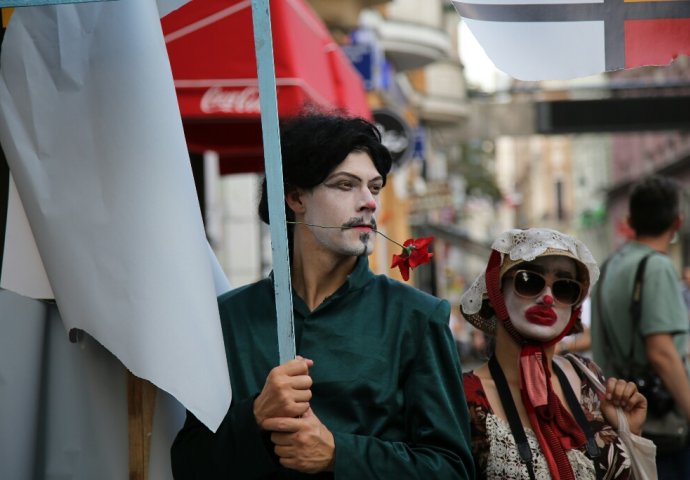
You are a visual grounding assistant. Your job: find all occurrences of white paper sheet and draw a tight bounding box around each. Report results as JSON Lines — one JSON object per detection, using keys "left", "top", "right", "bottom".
{"left": 451, "top": 0, "right": 609, "bottom": 81}
{"left": 464, "top": 18, "right": 606, "bottom": 81}
{"left": 0, "top": 0, "right": 230, "bottom": 431}
{"left": 1, "top": 173, "right": 54, "bottom": 299}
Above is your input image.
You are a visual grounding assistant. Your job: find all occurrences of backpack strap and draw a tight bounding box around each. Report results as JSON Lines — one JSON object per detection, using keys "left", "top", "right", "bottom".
{"left": 594, "top": 251, "right": 656, "bottom": 377}
{"left": 628, "top": 252, "right": 653, "bottom": 360}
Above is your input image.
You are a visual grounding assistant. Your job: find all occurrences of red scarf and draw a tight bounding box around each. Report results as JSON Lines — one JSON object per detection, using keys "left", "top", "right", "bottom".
{"left": 485, "top": 251, "right": 586, "bottom": 479}
{"left": 519, "top": 346, "right": 586, "bottom": 479}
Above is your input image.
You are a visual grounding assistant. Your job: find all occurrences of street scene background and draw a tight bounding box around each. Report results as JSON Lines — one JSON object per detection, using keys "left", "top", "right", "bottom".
{"left": 1, "top": 0, "right": 689, "bottom": 478}
{"left": 202, "top": 0, "right": 690, "bottom": 371}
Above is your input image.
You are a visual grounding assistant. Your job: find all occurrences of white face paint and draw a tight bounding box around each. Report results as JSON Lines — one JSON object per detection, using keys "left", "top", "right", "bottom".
{"left": 502, "top": 256, "right": 578, "bottom": 343}
{"left": 300, "top": 151, "right": 383, "bottom": 257}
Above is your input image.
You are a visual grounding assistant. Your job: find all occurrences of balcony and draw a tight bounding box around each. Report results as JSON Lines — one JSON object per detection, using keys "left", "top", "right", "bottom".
{"left": 359, "top": 9, "right": 451, "bottom": 72}
{"left": 307, "top": 0, "right": 391, "bottom": 32}
{"left": 402, "top": 61, "right": 468, "bottom": 124}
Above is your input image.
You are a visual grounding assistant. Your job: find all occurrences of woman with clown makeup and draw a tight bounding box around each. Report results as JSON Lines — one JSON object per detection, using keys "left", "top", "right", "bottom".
{"left": 460, "top": 228, "right": 651, "bottom": 479}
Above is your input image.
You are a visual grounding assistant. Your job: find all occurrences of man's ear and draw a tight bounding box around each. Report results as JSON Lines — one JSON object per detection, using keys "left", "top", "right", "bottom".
{"left": 285, "top": 188, "right": 306, "bottom": 214}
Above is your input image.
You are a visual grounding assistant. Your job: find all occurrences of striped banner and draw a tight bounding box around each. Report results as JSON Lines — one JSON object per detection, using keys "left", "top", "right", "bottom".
{"left": 451, "top": 0, "right": 690, "bottom": 80}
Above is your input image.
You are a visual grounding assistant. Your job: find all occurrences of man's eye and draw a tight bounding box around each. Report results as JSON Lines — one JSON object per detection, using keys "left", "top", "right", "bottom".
{"left": 369, "top": 184, "right": 382, "bottom": 195}
{"left": 338, "top": 182, "right": 354, "bottom": 190}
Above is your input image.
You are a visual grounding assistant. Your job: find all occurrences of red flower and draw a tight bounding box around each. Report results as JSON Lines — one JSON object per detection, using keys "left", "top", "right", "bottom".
{"left": 286, "top": 221, "right": 435, "bottom": 282}
{"left": 390, "top": 236, "right": 434, "bottom": 281}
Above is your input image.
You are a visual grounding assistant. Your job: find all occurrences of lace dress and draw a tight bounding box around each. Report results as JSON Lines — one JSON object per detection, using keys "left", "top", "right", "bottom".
{"left": 463, "top": 356, "right": 633, "bottom": 479}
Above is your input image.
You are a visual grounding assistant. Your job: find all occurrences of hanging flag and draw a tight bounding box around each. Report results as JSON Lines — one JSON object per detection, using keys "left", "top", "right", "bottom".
{"left": 0, "top": 0, "right": 230, "bottom": 431}
{"left": 1, "top": 159, "right": 230, "bottom": 301}
{"left": 450, "top": 0, "right": 690, "bottom": 81}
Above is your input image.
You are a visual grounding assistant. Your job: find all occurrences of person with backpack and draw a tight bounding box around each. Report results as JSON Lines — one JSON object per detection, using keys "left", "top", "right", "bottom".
{"left": 592, "top": 175, "right": 690, "bottom": 479}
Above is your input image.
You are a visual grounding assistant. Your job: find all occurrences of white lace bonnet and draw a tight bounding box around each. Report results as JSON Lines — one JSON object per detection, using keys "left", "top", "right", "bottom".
{"left": 459, "top": 228, "right": 600, "bottom": 334}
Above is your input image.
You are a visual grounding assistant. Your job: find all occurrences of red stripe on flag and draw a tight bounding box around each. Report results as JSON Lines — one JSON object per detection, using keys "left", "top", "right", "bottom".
{"left": 625, "top": 19, "right": 690, "bottom": 68}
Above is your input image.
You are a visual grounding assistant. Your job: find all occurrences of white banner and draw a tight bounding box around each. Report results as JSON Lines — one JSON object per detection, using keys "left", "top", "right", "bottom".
{"left": 0, "top": 0, "right": 230, "bottom": 431}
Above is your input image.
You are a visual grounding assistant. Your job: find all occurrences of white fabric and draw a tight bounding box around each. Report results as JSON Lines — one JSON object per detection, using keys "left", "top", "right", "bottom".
{"left": 1, "top": 173, "right": 53, "bottom": 298}
{"left": 616, "top": 408, "right": 658, "bottom": 480}
{"left": 3, "top": 171, "right": 230, "bottom": 300}
{"left": 450, "top": 0, "right": 606, "bottom": 81}
{"left": 461, "top": 228, "right": 599, "bottom": 315}
{"left": 0, "top": 0, "right": 230, "bottom": 431}
{"left": 461, "top": 17, "right": 605, "bottom": 81}
{"left": 1, "top": 291, "right": 129, "bottom": 479}
{"left": 1, "top": 289, "right": 189, "bottom": 479}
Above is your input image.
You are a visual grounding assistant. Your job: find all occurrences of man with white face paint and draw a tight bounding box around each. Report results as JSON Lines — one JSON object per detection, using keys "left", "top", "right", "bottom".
{"left": 171, "top": 113, "right": 474, "bottom": 479}
{"left": 460, "top": 228, "right": 650, "bottom": 480}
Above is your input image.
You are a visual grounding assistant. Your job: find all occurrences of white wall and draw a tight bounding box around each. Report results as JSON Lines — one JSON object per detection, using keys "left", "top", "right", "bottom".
{"left": 386, "top": 0, "right": 443, "bottom": 27}
{"left": 219, "top": 173, "right": 263, "bottom": 287}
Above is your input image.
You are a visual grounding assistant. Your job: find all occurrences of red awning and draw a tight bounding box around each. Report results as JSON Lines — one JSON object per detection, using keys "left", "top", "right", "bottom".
{"left": 161, "top": 0, "right": 371, "bottom": 175}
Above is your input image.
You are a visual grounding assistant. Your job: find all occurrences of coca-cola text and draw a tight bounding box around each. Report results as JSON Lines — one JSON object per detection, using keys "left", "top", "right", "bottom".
{"left": 200, "top": 86, "right": 261, "bottom": 114}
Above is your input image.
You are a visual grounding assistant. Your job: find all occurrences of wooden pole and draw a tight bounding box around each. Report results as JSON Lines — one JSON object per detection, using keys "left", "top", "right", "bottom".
{"left": 127, "top": 372, "right": 156, "bottom": 480}
{"left": 2, "top": 8, "right": 14, "bottom": 27}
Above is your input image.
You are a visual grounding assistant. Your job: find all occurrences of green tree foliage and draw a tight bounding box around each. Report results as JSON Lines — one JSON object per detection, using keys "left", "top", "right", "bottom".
{"left": 459, "top": 139, "right": 502, "bottom": 202}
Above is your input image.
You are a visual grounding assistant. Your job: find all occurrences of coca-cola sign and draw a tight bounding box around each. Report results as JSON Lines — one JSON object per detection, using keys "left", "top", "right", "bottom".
{"left": 200, "top": 86, "right": 261, "bottom": 114}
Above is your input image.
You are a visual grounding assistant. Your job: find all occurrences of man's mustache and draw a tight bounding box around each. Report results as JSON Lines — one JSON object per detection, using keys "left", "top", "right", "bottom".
{"left": 341, "top": 217, "right": 377, "bottom": 231}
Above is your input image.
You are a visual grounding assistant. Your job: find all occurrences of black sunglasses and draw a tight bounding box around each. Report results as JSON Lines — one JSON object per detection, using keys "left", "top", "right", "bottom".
{"left": 509, "top": 270, "right": 584, "bottom": 306}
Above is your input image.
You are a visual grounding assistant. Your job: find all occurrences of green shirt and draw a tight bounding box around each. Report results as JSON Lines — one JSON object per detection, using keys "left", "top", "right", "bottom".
{"left": 171, "top": 256, "right": 474, "bottom": 479}
{"left": 591, "top": 242, "right": 689, "bottom": 377}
